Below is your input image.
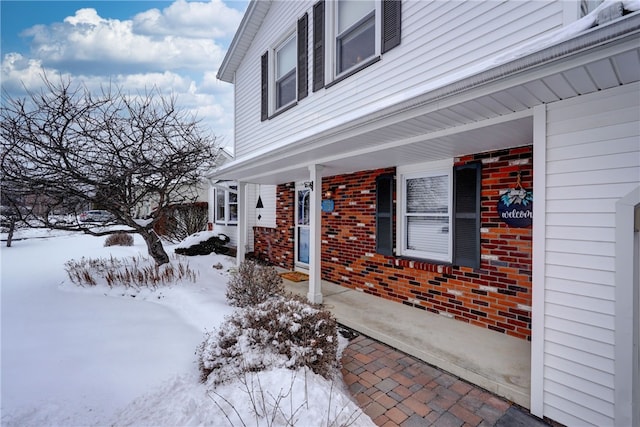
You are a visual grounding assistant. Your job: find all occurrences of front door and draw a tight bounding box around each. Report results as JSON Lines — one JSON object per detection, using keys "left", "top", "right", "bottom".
{"left": 295, "top": 184, "right": 310, "bottom": 269}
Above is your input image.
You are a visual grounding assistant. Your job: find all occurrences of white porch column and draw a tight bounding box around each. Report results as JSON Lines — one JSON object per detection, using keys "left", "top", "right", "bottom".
{"left": 307, "top": 165, "right": 323, "bottom": 304}
{"left": 236, "top": 181, "right": 247, "bottom": 266}
{"left": 530, "top": 104, "right": 546, "bottom": 417}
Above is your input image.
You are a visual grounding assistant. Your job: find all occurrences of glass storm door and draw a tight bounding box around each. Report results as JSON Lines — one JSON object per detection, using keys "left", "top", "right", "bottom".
{"left": 295, "top": 185, "right": 311, "bottom": 267}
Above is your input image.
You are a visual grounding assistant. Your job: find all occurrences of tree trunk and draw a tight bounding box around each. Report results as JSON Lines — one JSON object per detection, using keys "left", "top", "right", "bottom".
{"left": 6, "top": 218, "right": 16, "bottom": 247}
{"left": 140, "top": 229, "right": 170, "bottom": 265}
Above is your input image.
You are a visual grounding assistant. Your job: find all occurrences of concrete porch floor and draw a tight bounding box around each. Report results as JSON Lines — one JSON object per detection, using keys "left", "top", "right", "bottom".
{"left": 282, "top": 277, "right": 531, "bottom": 410}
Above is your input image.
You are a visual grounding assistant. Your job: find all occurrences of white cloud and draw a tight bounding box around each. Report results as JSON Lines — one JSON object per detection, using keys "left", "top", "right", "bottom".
{"left": 0, "top": 53, "right": 69, "bottom": 93}
{"left": 22, "top": 7, "right": 227, "bottom": 73}
{"left": 1, "top": 1, "right": 243, "bottom": 151}
{"left": 133, "top": 0, "right": 243, "bottom": 39}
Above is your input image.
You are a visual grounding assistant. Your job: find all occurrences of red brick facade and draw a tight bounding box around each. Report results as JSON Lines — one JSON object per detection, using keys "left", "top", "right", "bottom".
{"left": 254, "top": 146, "right": 533, "bottom": 341}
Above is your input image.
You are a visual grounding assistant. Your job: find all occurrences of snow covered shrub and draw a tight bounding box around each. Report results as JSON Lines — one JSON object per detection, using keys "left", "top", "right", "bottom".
{"left": 197, "top": 295, "right": 339, "bottom": 384}
{"left": 104, "top": 232, "right": 134, "bottom": 247}
{"left": 174, "top": 232, "right": 230, "bottom": 256}
{"left": 225, "top": 259, "right": 284, "bottom": 307}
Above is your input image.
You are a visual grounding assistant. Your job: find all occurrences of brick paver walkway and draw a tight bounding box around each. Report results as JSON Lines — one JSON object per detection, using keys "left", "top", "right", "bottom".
{"left": 341, "top": 333, "right": 552, "bottom": 427}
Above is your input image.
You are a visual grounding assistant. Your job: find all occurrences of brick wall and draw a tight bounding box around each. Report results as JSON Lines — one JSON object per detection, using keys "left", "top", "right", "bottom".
{"left": 253, "top": 182, "right": 295, "bottom": 269}
{"left": 320, "top": 146, "right": 533, "bottom": 341}
{"left": 253, "top": 146, "right": 533, "bottom": 340}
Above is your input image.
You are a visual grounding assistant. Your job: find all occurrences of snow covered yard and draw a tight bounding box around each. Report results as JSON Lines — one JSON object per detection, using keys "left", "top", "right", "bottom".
{"left": 0, "top": 229, "right": 373, "bottom": 426}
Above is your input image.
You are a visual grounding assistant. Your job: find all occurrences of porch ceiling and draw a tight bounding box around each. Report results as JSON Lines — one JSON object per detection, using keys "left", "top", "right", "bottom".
{"left": 214, "top": 25, "right": 640, "bottom": 185}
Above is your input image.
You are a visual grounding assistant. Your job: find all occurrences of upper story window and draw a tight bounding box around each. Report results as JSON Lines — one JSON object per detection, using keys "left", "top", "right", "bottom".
{"left": 336, "top": 0, "right": 376, "bottom": 74}
{"left": 580, "top": 0, "right": 603, "bottom": 17}
{"left": 275, "top": 35, "right": 297, "bottom": 109}
{"left": 313, "top": 0, "right": 401, "bottom": 91}
{"left": 261, "top": 14, "right": 308, "bottom": 121}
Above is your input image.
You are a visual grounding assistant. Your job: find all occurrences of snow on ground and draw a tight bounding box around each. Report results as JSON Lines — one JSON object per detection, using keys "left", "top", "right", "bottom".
{"left": 0, "top": 228, "right": 373, "bottom": 426}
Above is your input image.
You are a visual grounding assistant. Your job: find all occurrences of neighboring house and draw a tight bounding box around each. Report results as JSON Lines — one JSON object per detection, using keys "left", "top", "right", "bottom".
{"left": 133, "top": 180, "right": 209, "bottom": 219}
{"left": 210, "top": 1, "right": 639, "bottom": 425}
{"left": 134, "top": 149, "right": 230, "bottom": 220}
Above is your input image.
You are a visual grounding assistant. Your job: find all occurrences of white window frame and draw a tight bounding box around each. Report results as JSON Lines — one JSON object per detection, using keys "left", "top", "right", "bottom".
{"left": 214, "top": 186, "right": 238, "bottom": 226}
{"left": 272, "top": 31, "right": 297, "bottom": 112}
{"left": 326, "top": 0, "right": 381, "bottom": 81}
{"left": 397, "top": 159, "right": 453, "bottom": 262}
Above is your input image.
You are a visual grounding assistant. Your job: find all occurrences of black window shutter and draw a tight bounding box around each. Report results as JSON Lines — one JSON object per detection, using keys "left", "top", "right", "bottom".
{"left": 382, "top": 0, "right": 401, "bottom": 53}
{"left": 453, "top": 163, "right": 481, "bottom": 269}
{"left": 260, "top": 51, "right": 269, "bottom": 121}
{"left": 297, "top": 13, "right": 308, "bottom": 101}
{"left": 312, "top": 0, "right": 325, "bottom": 92}
{"left": 376, "top": 174, "right": 394, "bottom": 256}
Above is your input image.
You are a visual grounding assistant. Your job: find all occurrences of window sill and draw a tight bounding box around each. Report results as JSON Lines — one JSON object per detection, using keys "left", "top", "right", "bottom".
{"left": 393, "top": 257, "right": 453, "bottom": 275}
{"left": 268, "top": 101, "right": 297, "bottom": 120}
{"left": 325, "top": 56, "right": 381, "bottom": 89}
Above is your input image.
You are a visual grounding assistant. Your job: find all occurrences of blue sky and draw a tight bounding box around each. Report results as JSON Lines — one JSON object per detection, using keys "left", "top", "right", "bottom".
{"left": 1, "top": 0, "right": 249, "bottom": 150}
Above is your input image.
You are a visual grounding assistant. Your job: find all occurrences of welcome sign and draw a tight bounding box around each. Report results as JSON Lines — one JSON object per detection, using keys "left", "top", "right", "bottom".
{"left": 497, "top": 187, "right": 533, "bottom": 228}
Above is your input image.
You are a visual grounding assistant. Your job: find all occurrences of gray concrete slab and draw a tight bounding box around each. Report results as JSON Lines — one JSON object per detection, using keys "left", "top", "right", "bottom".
{"left": 283, "top": 277, "right": 531, "bottom": 409}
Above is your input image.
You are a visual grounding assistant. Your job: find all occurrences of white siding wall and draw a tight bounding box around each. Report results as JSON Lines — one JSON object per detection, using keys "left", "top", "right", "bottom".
{"left": 214, "top": 223, "right": 238, "bottom": 248}
{"left": 246, "top": 184, "right": 277, "bottom": 252}
{"left": 543, "top": 82, "right": 640, "bottom": 426}
{"left": 211, "top": 184, "right": 276, "bottom": 251}
{"left": 233, "top": 0, "right": 564, "bottom": 160}
{"left": 253, "top": 184, "right": 277, "bottom": 229}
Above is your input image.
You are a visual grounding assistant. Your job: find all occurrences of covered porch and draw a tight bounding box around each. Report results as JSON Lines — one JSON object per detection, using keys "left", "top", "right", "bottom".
{"left": 282, "top": 276, "right": 531, "bottom": 409}
{"left": 210, "top": 20, "right": 640, "bottom": 417}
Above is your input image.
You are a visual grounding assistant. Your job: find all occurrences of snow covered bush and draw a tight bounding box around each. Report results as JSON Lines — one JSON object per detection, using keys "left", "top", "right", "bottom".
{"left": 197, "top": 295, "right": 339, "bottom": 385}
{"left": 225, "top": 259, "right": 284, "bottom": 307}
{"left": 104, "top": 232, "right": 134, "bottom": 247}
{"left": 174, "top": 232, "right": 230, "bottom": 256}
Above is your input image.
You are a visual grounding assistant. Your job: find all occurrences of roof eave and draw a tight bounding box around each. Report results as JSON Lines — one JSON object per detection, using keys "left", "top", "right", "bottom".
{"left": 217, "top": 0, "right": 271, "bottom": 83}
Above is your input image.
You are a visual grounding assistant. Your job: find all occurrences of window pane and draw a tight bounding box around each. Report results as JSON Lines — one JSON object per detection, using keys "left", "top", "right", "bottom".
{"left": 276, "top": 37, "right": 296, "bottom": 78}
{"left": 298, "top": 189, "right": 310, "bottom": 225}
{"left": 298, "top": 227, "right": 310, "bottom": 264}
{"left": 406, "top": 216, "right": 449, "bottom": 255}
{"left": 406, "top": 176, "right": 448, "bottom": 214}
{"left": 229, "top": 204, "right": 238, "bottom": 222}
{"left": 338, "top": 0, "right": 374, "bottom": 33}
{"left": 337, "top": 13, "right": 374, "bottom": 73}
{"left": 216, "top": 191, "right": 225, "bottom": 222}
{"left": 276, "top": 69, "right": 296, "bottom": 108}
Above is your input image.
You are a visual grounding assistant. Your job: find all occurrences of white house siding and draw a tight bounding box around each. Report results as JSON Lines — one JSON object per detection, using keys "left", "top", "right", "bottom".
{"left": 213, "top": 223, "right": 238, "bottom": 249}
{"left": 246, "top": 184, "right": 277, "bottom": 252}
{"left": 209, "top": 184, "right": 276, "bottom": 252}
{"left": 252, "top": 184, "right": 277, "bottom": 229}
{"left": 233, "top": 0, "right": 564, "bottom": 160}
{"left": 543, "top": 82, "right": 640, "bottom": 426}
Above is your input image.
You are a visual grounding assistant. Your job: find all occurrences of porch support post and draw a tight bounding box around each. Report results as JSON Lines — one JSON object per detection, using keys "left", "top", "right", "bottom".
{"left": 307, "top": 164, "right": 323, "bottom": 304}
{"left": 530, "top": 104, "right": 546, "bottom": 417}
{"left": 614, "top": 186, "right": 640, "bottom": 427}
{"left": 236, "top": 181, "right": 247, "bottom": 266}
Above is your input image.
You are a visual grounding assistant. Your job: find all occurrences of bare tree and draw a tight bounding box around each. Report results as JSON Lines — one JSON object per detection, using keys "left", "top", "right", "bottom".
{"left": 0, "top": 76, "right": 220, "bottom": 264}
